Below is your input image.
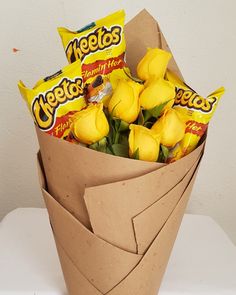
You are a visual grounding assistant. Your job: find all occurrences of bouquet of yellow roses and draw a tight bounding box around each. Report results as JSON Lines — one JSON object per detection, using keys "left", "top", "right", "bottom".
{"left": 19, "top": 9, "right": 224, "bottom": 295}
{"left": 68, "top": 46, "right": 223, "bottom": 163}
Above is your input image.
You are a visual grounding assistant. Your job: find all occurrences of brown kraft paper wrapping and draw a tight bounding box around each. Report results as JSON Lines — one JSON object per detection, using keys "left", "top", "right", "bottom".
{"left": 84, "top": 144, "right": 203, "bottom": 253}
{"left": 38, "top": 154, "right": 202, "bottom": 295}
{"left": 35, "top": 8, "right": 206, "bottom": 295}
{"left": 36, "top": 126, "right": 164, "bottom": 229}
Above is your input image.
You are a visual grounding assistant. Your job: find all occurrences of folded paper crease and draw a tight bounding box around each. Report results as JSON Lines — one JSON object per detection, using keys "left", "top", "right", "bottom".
{"left": 38, "top": 154, "right": 201, "bottom": 294}
{"left": 42, "top": 188, "right": 142, "bottom": 294}
{"left": 84, "top": 142, "right": 204, "bottom": 253}
{"left": 133, "top": 156, "right": 201, "bottom": 254}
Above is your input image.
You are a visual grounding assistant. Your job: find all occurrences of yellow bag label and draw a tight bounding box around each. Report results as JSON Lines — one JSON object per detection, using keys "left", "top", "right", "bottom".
{"left": 18, "top": 59, "right": 86, "bottom": 139}
{"left": 58, "top": 10, "right": 130, "bottom": 104}
{"left": 166, "top": 70, "right": 225, "bottom": 162}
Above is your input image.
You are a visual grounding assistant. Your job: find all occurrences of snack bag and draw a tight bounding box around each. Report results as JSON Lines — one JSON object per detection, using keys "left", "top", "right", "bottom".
{"left": 58, "top": 10, "right": 130, "bottom": 105}
{"left": 18, "top": 59, "right": 86, "bottom": 139}
{"left": 166, "top": 70, "right": 225, "bottom": 162}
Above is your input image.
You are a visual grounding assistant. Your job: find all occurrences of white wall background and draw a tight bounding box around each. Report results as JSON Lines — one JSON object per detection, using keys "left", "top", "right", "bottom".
{"left": 0, "top": 0, "right": 235, "bottom": 243}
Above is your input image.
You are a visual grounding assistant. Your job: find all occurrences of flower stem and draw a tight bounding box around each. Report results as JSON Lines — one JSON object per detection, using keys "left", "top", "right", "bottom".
{"left": 114, "top": 131, "right": 120, "bottom": 144}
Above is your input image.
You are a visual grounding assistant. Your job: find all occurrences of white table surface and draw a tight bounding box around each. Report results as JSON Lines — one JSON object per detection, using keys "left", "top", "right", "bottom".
{"left": 0, "top": 209, "right": 236, "bottom": 295}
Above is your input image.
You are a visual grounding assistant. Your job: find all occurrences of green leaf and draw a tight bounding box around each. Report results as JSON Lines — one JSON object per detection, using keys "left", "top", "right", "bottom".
{"left": 132, "top": 148, "right": 139, "bottom": 160}
{"left": 118, "top": 120, "right": 129, "bottom": 132}
{"left": 161, "top": 145, "right": 169, "bottom": 159}
{"left": 114, "top": 130, "right": 120, "bottom": 144}
{"left": 99, "top": 144, "right": 107, "bottom": 153}
{"left": 106, "top": 146, "right": 113, "bottom": 155}
{"left": 106, "top": 131, "right": 113, "bottom": 146}
{"left": 89, "top": 142, "right": 99, "bottom": 151}
{"left": 158, "top": 145, "right": 170, "bottom": 163}
{"left": 119, "top": 133, "right": 129, "bottom": 146}
{"left": 143, "top": 110, "right": 152, "bottom": 122}
{"left": 149, "top": 100, "right": 171, "bottom": 118}
{"left": 108, "top": 118, "right": 130, "bottom": 144}
{"left": 138, "top": 109, "right": 145, "bottom": 125}
{"left": 112, "top": 118, "right": 129, "bottom": 132}
{"left": 107, "top": 119, "right": 116, "bottom": 144}
{"left": 98, "top": 137, "right": 107, "bottom": 147}
{"left": 89, "top": 137, "right": 108, "bottom": 153}
{"left": 114, "top": 119, "right": 121, "bottom": 132}
{"left": 111, "top": 144, "right": 129, "bottom": 158}
{"left": 142, "top": 100, "right": 172, "bottom": 124}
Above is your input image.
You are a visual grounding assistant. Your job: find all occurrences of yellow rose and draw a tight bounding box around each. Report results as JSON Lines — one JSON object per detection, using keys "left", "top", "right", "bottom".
{"left": 108, "top": 79, "right": 144, "bottom": 123}
{"left": 129, "top": 124, "right": 160, "bottom": 162}
{"left": 140, "top": 78, "right": 175, "bottom": 111}
{"left": 152, "top": 109, "right": 185, "bottom": 147}
{"left": 137, "top": 48, "right": 172, "bottom": 81}
{"left": 71, "top": 103, "right": 109, "bottom": 144}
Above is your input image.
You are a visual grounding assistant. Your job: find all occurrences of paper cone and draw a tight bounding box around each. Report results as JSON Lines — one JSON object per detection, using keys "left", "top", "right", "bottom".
{"left": 35, "top": 9, "right": 207, "bottom": 295}
{"left": 38, "top": 152, "right": 202, "bottom": 295}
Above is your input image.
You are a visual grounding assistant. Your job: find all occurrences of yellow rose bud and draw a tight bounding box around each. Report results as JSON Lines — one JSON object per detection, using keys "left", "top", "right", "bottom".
{"left": 140, "top": 78, "right": 175, "bottom": 111}
{"left": 129, "top": 124, "right": 160, "bottom": 162}
{"left": 137, "top": 48, "right": 172, "bottom": 81}
{"left": 152, "top": 109, "right": 185, "bottom": 147}
{"left": 108, "top": 79, "right": 144, "bottom": 123}
{"left": 72, "top": 103, "right": 109, "bottom": 145}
